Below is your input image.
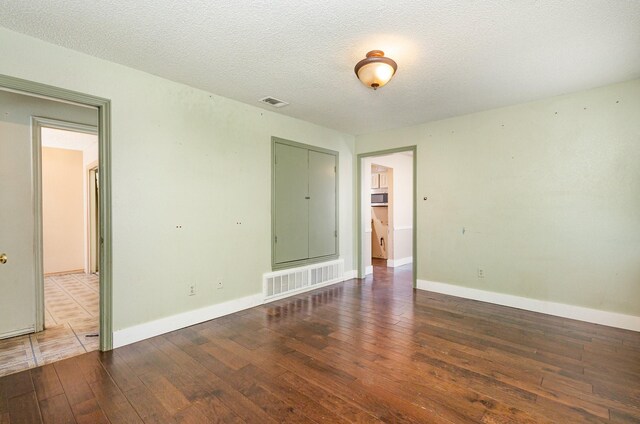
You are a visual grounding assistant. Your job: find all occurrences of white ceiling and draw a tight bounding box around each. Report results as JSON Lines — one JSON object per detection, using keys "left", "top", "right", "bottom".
{"left": 41, "top": 127, "right": 98, "bottom": 152}
{"left": 1, "top": 1, "right": 639, "bottom": 135}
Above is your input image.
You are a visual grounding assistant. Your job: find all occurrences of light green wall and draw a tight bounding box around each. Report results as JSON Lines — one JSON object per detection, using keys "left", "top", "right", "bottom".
{"left": 2, "top": 24, "right": 637, "bottom": 327}
{"left": 357, "top": 79, "right": 640, "bottom": 316}
{"left": 0, "top": 27, "right": 355, "bottom": 332}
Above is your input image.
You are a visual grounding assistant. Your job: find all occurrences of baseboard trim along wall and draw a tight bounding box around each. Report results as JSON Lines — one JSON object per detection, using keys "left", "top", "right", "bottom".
{"left": 365, "top": 265, "right": 373, "bottom": 275}
{"left": 343, "top": 270, "right": 358, "bottom": 280}
{"left": 45, "top": 269, "right": 84, "bottom": 277}
{"left": 113, "top": 268, "right": 358, "bottom": 348}
{"left": 387, "top": 256, "right": 412, "bottom": 268}
{"left": 113, "top": 293, "right": 264, "bottom": 348}
{"left": 417, "top": 279, "right": 640, "bottom": 332}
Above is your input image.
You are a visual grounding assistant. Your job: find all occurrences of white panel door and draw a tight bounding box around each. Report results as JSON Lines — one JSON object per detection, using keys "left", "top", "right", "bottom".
{"left": 0, "top": 103, "right": 37, "bottom": 338}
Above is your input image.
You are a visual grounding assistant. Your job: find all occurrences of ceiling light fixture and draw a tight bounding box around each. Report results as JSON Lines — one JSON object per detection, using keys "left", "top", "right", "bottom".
{"left": 354, "top": 50, "right": 398, "bottom": 90}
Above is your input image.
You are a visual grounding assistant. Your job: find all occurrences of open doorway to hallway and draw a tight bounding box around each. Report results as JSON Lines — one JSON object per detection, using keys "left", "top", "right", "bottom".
{"left": 359, "top": 148, "right": 415, "bottom": 284}
{"left": 40, "top": 125, "right": 100, "bottom": 358}
{"left": 0, "top": 89, "right": 102, "bottom": 377}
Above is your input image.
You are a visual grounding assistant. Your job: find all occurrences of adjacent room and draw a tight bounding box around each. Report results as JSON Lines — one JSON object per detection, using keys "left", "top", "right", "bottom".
{"left": 0, "top": 1, "right": 638, "bottom": 423}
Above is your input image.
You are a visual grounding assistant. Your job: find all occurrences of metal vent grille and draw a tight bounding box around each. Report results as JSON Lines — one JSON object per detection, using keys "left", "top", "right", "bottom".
{"left": 258, "top": 96, "right": 289, "bottom": 108}
{"left": 264, "top": 259, "right": 344, "bottom": 302}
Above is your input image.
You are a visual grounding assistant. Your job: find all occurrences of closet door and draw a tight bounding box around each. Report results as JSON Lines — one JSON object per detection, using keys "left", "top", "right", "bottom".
{"left": 274, "top": 143, "right": 309, "bottom": 263}
{"left": 308, "top": 150, "right": 337, "bottom": 258}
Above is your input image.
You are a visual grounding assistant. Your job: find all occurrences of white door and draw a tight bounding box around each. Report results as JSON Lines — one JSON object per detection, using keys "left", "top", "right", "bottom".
{"left": 0, "top": 102, "right": 37, "bottom": 338}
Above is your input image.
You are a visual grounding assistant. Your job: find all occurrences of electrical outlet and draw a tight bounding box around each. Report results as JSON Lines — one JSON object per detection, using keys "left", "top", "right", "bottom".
{"left": 217, "top": 281, "right": 224, "bottom": 290}
{"left": 188, "top": 283, "right": 196, "bottom": 296}
{"left": 477, "top": 268, "right": 485, "bottom": 279}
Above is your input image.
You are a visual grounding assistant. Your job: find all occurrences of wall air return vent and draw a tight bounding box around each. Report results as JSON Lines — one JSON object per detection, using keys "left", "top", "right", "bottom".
{"left": 263, "top": 259, "right": 345, "bottom": 302}
{"left": 259, "top": 96, "right": 289, "bottom": 108}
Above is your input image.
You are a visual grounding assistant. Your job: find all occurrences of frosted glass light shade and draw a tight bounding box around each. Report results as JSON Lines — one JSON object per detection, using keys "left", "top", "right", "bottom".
{"left": 354, "top": 50, "right": 398, "bottom": 90}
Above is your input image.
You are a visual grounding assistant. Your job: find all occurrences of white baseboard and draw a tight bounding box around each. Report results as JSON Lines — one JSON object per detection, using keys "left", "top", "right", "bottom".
{"left": 114, "top": 269, "right": 359, "bottom": 349}
{"left": 387, "top": 256, "right": 413, "bottom": 268}
{"left": 343, "top": 270, "right": 358, "bottom": 280}
{"left": 393, "top": 226, "right": 413, "bottom": 231}
{"left": 113, "top": 293, "right": 263, "bottom": 348}
{"left": 417, "top": 280, "right": 640, "bottom": 332}
{"left": 365, "top": 265, "right": 373, "bottom": 275}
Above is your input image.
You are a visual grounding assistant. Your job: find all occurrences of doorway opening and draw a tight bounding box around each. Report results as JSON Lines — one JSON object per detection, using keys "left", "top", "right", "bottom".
{"left": 39, "top": 123, "right": 101, "bottom": 358}
{"left": 358, "top": 147, "right": 416, "bottom": 286}
{"left": 0, "top": 75, "right": 112, "bottom": 377}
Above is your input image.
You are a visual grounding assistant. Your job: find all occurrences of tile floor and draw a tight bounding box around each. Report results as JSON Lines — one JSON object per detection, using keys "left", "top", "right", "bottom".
{"left": 0, "top": 273, "right": 99, "bottom": 377}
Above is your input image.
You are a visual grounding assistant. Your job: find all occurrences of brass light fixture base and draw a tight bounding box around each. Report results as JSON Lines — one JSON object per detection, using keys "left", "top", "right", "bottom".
{"left": 354, "top": 50, "right": 398, "bottom": 90}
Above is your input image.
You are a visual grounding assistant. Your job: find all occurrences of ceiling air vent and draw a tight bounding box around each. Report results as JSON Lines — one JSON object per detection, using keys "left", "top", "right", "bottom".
{"left": 258, "top": 96, "right": 289, "bottom": 108}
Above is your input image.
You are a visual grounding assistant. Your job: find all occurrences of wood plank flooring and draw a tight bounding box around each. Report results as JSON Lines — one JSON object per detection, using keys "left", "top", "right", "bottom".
{"left": 1, "top": 263, "right": 639, "bottom": 423}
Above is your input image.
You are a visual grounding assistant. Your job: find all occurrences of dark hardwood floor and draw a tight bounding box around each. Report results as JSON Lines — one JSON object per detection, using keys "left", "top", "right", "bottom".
{"left": 1, "top": 263, "right": 639, "bottom": 423}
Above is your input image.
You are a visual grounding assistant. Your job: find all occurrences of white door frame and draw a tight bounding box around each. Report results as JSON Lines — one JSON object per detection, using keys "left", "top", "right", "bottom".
{"left": 32, "top": 117, "right": 98, "bottom": 332}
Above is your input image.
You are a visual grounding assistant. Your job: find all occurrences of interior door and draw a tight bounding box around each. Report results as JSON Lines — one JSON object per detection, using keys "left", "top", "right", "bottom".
{"left": 274, "top": 142, "right": 309, "bottom": 263}
{"left": 0, "top": 102, "right": 37, "bottom": 338}
{"left": 308, "top": 150, "right": 337, "bottom": 258}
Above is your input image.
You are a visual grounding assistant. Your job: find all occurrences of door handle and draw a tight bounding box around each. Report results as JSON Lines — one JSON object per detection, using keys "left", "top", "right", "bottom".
{"left": 0, "top": 253, "right": 6, "bottom": 264}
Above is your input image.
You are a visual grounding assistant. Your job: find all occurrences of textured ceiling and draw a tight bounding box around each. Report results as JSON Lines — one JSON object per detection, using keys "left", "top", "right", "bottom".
{"left": 1, "top": 1, "right": 639, "bottom": 135}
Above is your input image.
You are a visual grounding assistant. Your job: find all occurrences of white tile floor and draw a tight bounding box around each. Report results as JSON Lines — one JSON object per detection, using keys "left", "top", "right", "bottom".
{"left": 0, "top": 273, "right": 99, "bottom": 377}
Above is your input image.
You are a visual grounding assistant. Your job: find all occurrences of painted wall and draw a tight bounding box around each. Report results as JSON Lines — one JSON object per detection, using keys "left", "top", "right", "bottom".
{"left": 357, "top": 79, "right": 640, "bottom": 317}
{"left": 42, "top": 147, "right": 85, "bottom": 274}
{"left": 361, "top": 157, "right": 374, "bottom": 273}
{"left": 0, "top": 27, "right": 355, "bottom": 336}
